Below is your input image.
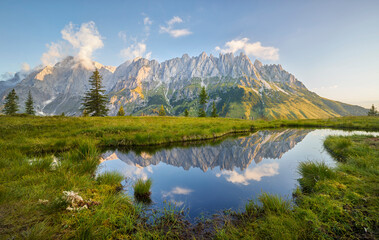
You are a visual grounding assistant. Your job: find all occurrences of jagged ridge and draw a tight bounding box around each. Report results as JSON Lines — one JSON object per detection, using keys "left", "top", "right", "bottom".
{"left": 0, "top": 53, "right": 367, "bottom": 119}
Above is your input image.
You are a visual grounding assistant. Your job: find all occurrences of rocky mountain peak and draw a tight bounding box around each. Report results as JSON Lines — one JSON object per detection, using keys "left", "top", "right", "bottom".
{"left": 254, "top": 59, "right": 263, "bottom": 69}
{"left": 54, "top": 56, "right": 75, "bottom": 68}
{"left": 199, "top": 51, "right": 208, "bottom": 59}
{"left": 181, "top": 53, "right": 190, "bottom": 61}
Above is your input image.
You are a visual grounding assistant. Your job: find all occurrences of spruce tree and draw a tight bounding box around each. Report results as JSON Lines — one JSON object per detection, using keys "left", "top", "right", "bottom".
{"left": 198, "top": 86, "right": 208, "bottom": 117}
{"left": 2, "top": 89, "right": 19, "bottom": 115}
{"left": 184, "top": 109, "right": 189, "bottom": 117}
{"left": 117, "top": 106, "right": 125, "bottom": 116}
{"left": 211, "top": 102, "right": 218, "bottom": 117}
{"left": 368, "top": 104, "right": 378, "bottom": 116}
{"left": 82, "top": 69, "right": 108, "bottom": 116}
{"left": 159, "top": 105, "right": 166, "bottom": 116}
{"left": 25, "top": 90, "right": 35, "bottom": 115}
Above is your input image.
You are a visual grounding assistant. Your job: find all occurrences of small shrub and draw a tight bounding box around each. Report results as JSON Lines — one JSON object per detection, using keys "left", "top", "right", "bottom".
{"left": 298, "top": 161, "right": 336, "bottom": 193}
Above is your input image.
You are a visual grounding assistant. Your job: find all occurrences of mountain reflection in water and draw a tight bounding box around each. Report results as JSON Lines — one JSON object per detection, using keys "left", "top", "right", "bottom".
{"left": 101, "top": 129, "right": 312, "bottom": 172}
{"left": 98, "top": 128, "right": 344, "bottom": 218}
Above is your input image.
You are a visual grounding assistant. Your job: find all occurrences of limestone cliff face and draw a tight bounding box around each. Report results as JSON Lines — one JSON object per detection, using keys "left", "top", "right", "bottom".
{"left": 102, "top": 129, "right": 313, "bottom": 172}
{"left": 0, "top": 53, "right": 367, "bottom": 118}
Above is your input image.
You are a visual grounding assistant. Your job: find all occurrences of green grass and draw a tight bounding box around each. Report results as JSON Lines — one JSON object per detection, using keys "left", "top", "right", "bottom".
{"left": 298, "top": 161, "right": 336, "bottom": 193}
{"left": 0, "top": 115, "right": 378, "bottom": 238}
{"left": 259, "top": 193, "right": 292, "bottom": 215}
{"left": 323, "top": 136, "right": 352, "bottom": 161}
{"left": 96, "top": 172, "right": 124, "bottom": 186}
{"left": 217, "top": 134, "right": 379, "bottom": 239}
{"left": 133, "top": 178, "right": 152, "bottom": 202}
{"left": 0, "top": 115, "right": 378, "bottom": 155}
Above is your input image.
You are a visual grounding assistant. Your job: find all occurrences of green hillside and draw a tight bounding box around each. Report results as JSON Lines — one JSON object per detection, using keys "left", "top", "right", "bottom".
{"left": 114, "top": 77, "right": 368, "bottom": 119}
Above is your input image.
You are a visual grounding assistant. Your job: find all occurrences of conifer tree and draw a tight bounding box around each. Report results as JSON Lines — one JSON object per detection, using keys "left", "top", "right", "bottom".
{"left": 25, "top": 90, "right": 35, "bottom": 115}
{"left": 198, "top": 86, "right": 208, "bottom": 117}
{"left": 368, "top": 104, "right": 378, "bottom": 116}
{"left": 184, "top": 109, "right": 189, "bottom": 117}
{"left": 159, "top": 105, "right": 166, "bottom": 116}
{"left": 2, "top": 89, "right": 19, "bottom": 115}
{"left": 211, "top": 102, "right": 218, "bottom": 117}
{"left": 82, "top": 69, "right": 108, "bottom": 116}
{"left": 117, "top": 106, "right": 125, "bottom": 116}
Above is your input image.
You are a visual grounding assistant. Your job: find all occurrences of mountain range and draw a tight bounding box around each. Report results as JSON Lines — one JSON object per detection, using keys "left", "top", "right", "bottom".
{"left": 0, "top": 53, "right": 367, "bottom": 119}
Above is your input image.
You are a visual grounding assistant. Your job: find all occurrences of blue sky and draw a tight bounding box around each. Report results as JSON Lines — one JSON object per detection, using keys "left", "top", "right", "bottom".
{"left": 0, "top": 0, "right": 378, "bottom": 107}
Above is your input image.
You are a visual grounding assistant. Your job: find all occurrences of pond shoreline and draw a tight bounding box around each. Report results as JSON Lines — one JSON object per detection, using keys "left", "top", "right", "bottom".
{"left": 1, "top": 116, "right": 378, "bottom": 239}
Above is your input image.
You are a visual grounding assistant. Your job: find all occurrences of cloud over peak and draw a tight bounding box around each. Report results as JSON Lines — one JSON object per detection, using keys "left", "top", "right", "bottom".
{"left": 160, "top": 16, "right": 192, "bottom": 38}
{"left": 216, "top": 38, "right": 279, "bottom": 61}
{"left": 120, "top": 41, "right": 151, "bottom": 61}
{"left": 41, "top": 21, "right": 104, "bottom": 69}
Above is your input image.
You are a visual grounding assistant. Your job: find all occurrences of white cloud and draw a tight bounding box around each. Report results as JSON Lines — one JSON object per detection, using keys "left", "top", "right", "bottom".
{"left": 162, "top": 28, "right": 192, "bottom": 38}
{"left": 167, "top": 16, "right": 183, "bottom": 25}
{"left": 41, "top": 42, "right": 66, "bottom": 67}
{"left": 120, "top": 41, "right": 152, "bottom": 60}
{"left": 61, "top": 21, "right": 104, "bottom": 69}
{"left": 159, "top": 16, "right": 192, "bottom": 38}
{"left": 216, "top": 163, "right": 279, "bottom": 185}
{"left": 41, "top": 21, "right": 104, "bottom": 69}
{"left": 215, "top": 38, "right": 279, "bottom": 61}
{"left": 143, "top": 17, "right": 153, "bottom": 36}
{"left": 143, "top": 17, "right": 152, "bottom": 26}
{"left": 21, "top": 63, "right": 30, "bottom": 72}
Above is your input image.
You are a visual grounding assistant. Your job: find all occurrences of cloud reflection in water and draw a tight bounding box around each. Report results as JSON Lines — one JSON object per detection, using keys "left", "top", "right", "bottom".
{"left": 216, "top": 162, "right": 279, "bottom": 185}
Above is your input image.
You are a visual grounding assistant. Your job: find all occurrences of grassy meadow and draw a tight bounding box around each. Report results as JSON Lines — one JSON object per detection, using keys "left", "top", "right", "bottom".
{"left": 0, "top": 115, "right": 378, "bottom": 239}
{"left": 1, "top": 115, "right": 378, "bottom": 154}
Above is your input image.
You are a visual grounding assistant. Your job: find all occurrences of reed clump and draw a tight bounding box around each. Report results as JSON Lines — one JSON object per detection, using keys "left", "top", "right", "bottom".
{"left": 133, "top": 178, "right": 152, "bottom": 203}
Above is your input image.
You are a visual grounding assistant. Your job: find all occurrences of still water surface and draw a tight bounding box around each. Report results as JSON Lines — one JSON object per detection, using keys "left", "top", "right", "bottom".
{"left": 97, "top": 129, "right": 376, "bottom": 219}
